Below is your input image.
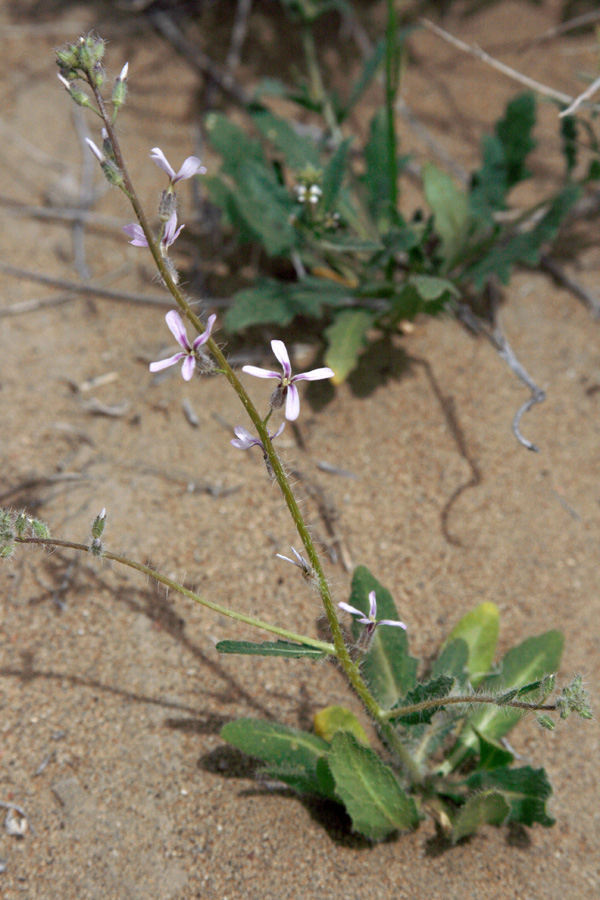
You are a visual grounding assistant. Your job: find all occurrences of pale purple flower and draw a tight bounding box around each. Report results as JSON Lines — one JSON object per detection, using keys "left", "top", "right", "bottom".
{"left": 276, "top": 546, "right": 313, "bottom": 581}
{"left": 123, "top": 211, "right": 184, "bottom": 249}
{"left": 149, "top": 310, "right": 216, "bottom": 381}
{"left": 338, "top": 591, "right": 407, "bottom": 636}
{"left": 231, "top": 423, "right": 284, "bottom": 451}
{"left": 242, "top": 340, "right": 334, "bottom": 421}
{"left": 150, "top": 147, "right": 206, "bottom": 185}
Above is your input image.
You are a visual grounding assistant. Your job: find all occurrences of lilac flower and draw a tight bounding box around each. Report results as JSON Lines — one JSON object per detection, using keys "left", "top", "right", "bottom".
{"left": 150, "top": 147, "right": 206, "bottom": 186}
{"left": 242, "top": 340, "right": 334, "bottom": 421}
{"left": 123, "top": 211, "right": 184, "bottom": 249}
{"left": 149, "top": 310, "right": 216, "bottom": 381}
{"left": 338, "top": 591, "right": 407, "bottom": 636}
{"left": 231, "top": 423, "right": 284, "bottom": 451}
{"left": 276, "top": 546, "right": 313, "bottom": 581}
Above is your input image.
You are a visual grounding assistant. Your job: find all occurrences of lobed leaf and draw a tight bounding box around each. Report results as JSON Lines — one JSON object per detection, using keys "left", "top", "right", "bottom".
{"left": 465, "top": 766, "right": 555, "bottom": 828}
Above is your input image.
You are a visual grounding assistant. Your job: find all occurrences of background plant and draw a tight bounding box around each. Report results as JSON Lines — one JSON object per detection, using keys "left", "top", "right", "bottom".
{"left": 201, "top": 1, "right": 600, "bottom": 395}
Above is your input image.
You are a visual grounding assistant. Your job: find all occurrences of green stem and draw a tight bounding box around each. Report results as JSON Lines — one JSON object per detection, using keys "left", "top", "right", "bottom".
{"left": 15, "top": 537, "right": 335, "bottom": 654}
{"left": 383, "top": 693, "right": 557, "bottom": 721}
{"left": 301, "top": 26, "right": 342, "bottom": 144}
{"left": 384, "top": 0, "right": 400, "bottom": 213}
{"left": 83, "top": 68, "right": 421, "bottom": 778}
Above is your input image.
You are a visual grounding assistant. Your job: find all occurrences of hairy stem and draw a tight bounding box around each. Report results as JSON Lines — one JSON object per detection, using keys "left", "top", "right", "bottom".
{"left": 16, "top": 537, "right": 335, "bottom": 653}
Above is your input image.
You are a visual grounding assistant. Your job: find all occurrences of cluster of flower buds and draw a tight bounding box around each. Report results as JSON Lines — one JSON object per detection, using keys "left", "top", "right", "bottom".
{"left": 0, "top": 509, "right": 51, "bottom": 558}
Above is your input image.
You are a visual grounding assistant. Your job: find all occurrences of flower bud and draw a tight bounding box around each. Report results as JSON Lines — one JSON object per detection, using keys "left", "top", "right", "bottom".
{"left": 29, "top": 518, "right": 50, "bottom": 539}
{"left": 78, "top": 34, "right": 106, "bottom": 70}
{"left": 91, "top": 508, "right": 107, "bottom": 539}
{"left": 112, "top": 62, "right": 128, "bottom": 110}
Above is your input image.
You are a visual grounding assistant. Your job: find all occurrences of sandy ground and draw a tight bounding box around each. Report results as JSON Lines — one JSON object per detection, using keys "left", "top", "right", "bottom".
{"left": 0, "top": 1, "right": 599, "bottom": 898}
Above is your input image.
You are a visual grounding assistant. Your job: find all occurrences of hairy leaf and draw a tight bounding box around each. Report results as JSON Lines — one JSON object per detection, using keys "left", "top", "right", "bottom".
{"left": 221, "top": 718, "right": 334, "bottom": 799}
{"left": 393, "top": 675, "right": 454, "bottom": 725}
{"left": 451, "top": 791, "right": 509, "bottom": 842}
{"left": 441, "top": 602, "right": 500, "bottom": 686}
{"left": 313, "top": 705, "right": 370, "bottom": 746}
{"left": 251, "top": 108, "right": 321, "bottom": 169}
{"left": 327, "top": 732, "right": 419, "bottom": 839}
{"left": 324, "top": 309, "right": 374, "bottom": 384}
{"left": 466, "top": 766, "right": 555, "bottom": 827}
{"left": 423, "top": 163, "right": 471, "bottom": 267}
{"left": 216, "top": 640, "right": 326, "bottom": 659}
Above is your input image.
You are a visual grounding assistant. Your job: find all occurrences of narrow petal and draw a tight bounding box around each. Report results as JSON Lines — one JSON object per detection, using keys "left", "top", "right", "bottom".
{"left": 291, "top": 367, "right": 335, "bottom": 383}
{"left": 271, "top": 340, "right": 292, "bottom": 379}
{"left": 241, "top": 366, "right": 281, "bottom": 380}
{"left": 165, "top": 310, "right": 191, "bottom": 350}
{"left": 285, "top": 383, "right": 300, "bottom": 421}
{"left": 149, "top": 351, "right": 185, "bottom": 373}
{"left": 377, "top": 619, "right": 407, "bottom": 630}
{"left": 271, "top": 422, "right": 286, "bottom": 439}
{"left": 338, "top": 601, "right": 368, "bottom": 619}
{"left": 162, "top": 211, "right": 182, "bottom": 246}
{"left": 118, "top": 62, "right": 129, "bottom": 81}
{"left": 122, "top": 223, "right": 148, "bottom": 246}
{"left": 180, "top": 355, "right": 196, "bottom": 381}
{"left": 85, "top": 138, "right": 104, "bottom": 162}
{"left": 368, "top": 591, "right": 377, "bottom": 620}
{"left": 192, "top": 313, "right": 216, "bottom": 350}
{"left": 231, "top": 426, "right": 260, "bottom": 450}
{"left": 174, "top": 156, "right": 206, "bottom": 182}
{"left": 149, "top": 147, "right": 176, "bottom": 179}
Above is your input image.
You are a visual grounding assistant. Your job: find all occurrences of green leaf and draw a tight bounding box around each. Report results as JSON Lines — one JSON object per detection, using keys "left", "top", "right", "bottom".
{"left": 467, "top": 184, "right": 581, "bottom": 288}
{"left": 441, "top": 602, "right": 500, "bottom": 686}
{"left": 451, "top": 791, "right": 509, "bottom": 842}
{"left": 408, "top": 274, "right": 459, "bottom": 301}
{"left": 313, "top": 705, "right": 370, "bottom": 746}
{"left": 465, "top": 766, "right": 555, "bottom": 828}
{"left": 339, "top": 37, "right": 386, "bottom": 122}
{"left": 423, "top": 162, "right": 471, "bottom": 267}
{"left": 496, "top": 93, "right": 536, "bottom": 189}
{"left": 251, "top": 109, "right": 321, "bottom": 169}
{"left": 393, "top": 675, "right": 454, "bottom": 725}
{"left": 226, "top": 160, "right": 296, "bottom": 256}
{"left": 560, "top": 114, "right": 578, "bottom": 176}
{"left": 205, "top": 112, "right": 266, "bottom": 171}
{"left": 474, "top": 730, "right": 514, "bottom": 770}
{"left": 327, "top": 732, "right": 419, "bottom": 840}
{"left": 221, "top": 718, "right": 335, "bottom": 799}
{"left": 431, "top": 637, "right": 469, "bottom": 684}
{"left": 324, "top": 309, "right": 374, "bottom": 384}
{"left": 363, "top": 107, "right": 394, "bottom": 223}
{"left": 347, "top": 566, "right": 418, "bottom": 709}
{"left": 456, "top": 630, "right": 564, "bottom": 761}
{"left": 216, "top": 640, "right": 326, "bottom": 659}
{"left": 226, "top": 277, "right": 349, "bottom": 331}
{"left": 321, "top": 137, "right": 352, "bottom": 211}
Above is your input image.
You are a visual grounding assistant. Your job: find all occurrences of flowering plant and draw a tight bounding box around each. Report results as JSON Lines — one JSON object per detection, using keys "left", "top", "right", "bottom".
{"left": 2, "top": 35, "right": 591, "bottom": 846}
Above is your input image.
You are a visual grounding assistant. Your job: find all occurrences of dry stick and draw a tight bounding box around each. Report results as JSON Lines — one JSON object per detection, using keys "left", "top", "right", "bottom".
{"left": 419, "top": 17, "right": 600, "bottom": 111}
{"left": 396, "top": 97, "right": 470, "bottom": 187}
{"left": 0, "top": 262, "right": 175, "bottom": 312}
{"left": 0, "top": 193, "right": 123, "bottom": 229}
{"left": 146, "top": 8, "right": 255, "bottom": 108}
{"left": 456, "top": 304, "right": 545, "bottom": 452}
{"left": 540, "top": 254, "right": 600, "bottom": 319}
{"left": 560, "top": 74, "right": 600, "bottom": 118}
{"left": 534, "top": 8, "right": 600, "bottom": 44}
